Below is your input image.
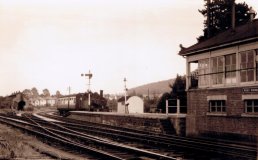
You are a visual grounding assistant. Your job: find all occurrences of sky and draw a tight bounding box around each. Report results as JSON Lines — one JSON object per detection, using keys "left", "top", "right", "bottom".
{"left": 0, "top": 0, "right": 257, "bottom": 96}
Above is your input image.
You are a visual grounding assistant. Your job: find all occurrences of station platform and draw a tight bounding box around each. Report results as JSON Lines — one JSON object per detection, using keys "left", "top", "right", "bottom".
{"left": 68, "top": 111, "right": 186, "bottom": 135}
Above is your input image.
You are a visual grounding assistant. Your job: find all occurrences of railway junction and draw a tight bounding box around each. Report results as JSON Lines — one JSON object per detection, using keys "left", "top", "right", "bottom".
{"left": 0, "top": 110, "right": 256, "bottom": 159}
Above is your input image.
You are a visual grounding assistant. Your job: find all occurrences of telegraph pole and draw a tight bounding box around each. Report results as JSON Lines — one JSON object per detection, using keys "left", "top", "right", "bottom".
{"left": 81, "top": 70, "right": 93, "bottom": 109}
{"left": 67, "top": 86, "right": 71, "bottom": 109}
{"left": 124, "top": 78, "right": 128, "bottom": 114}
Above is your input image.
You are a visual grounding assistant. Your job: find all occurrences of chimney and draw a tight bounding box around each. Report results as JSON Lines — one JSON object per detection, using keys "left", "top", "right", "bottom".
{"left": 232, "top": 0, "right": 236, "bottom": 31}
{"left": 100, "top": 90, "right": 103, "bottom": 97}
{"left": 249, "top": 7, "right": 256, "bottom": 22}
{"left": 207, "top": 0, "right": 211, "bottom": 38}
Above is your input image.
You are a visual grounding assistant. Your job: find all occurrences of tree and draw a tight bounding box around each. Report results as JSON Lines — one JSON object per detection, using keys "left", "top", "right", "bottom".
{"left": 55, "top": 90, "right": 62, "bottom": 98}
{"left": 42, "top": 89, "right": 50, "bottom": 97}
{"left": 22, "top": 89, "right": 32, "bottom": 99}
{"left": 144, "top": 96, "right": 157, "bottom": 112}
{"left": 107, "top": 99, "right": 117, "bottom": 112}
{"left": 198, "top": 0, "right": 256, "bottom": 42}
{"left": 156, "top": 92, "right": 171, "bottom": 113}
{"left": 31, "top": 87, "right": 39, "bottom": 98}
{"left": 156, "top": 75, "right": 187, "bottom": 113}
{"left": 170, "top": 75, "right": 187, "bottom": 106}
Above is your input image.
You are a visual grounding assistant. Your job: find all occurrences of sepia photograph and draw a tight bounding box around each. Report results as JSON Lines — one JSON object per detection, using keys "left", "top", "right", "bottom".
{"left": 0, "top": 0, "right": 258, "bottom": 159}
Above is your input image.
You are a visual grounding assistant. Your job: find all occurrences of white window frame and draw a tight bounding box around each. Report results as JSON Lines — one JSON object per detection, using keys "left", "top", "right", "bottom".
{"left": 242, "top": 95, "right": 258, "bottom": 114}
{"left": 256, "top": 49, "right": 258, "bottom": 82}
{"left": 225, "top": 54, "right": 237, "bottom": 85}
{"left": 211, "top": 56, "right": 224, "bottom": 86}
{"left": 244, "top": 99, "right": 258, "bottom": 113}
{"left": 209, "top": 100, "right": 226, "bottom": 113}
{"left": 198, "top": 59, "right": 210, "bottom": 87}
{"left": 239, "top": 50, "right": 256, "bottom": 84}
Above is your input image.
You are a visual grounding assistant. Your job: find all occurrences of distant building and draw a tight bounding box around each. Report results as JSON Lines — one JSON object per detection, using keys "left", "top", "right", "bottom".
{"left": 127, "top": 96, "right": 144, "bottom": 113}
{"left": 179, "top": 19, "right": 258, "bottom": 142}
{"left": 32, "top": 97, "right": 57, "bottom": 107}
{"left": 117, "top": 96, "right": 144, "bottom": 114}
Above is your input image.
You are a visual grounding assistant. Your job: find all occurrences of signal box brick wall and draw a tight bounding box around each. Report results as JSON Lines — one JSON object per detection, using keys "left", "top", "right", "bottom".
{"left": 187, "top": 87, "right": 258, "bottom": 142}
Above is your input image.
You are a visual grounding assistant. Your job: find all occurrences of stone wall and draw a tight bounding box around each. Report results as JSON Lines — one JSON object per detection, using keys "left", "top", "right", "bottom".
{"left": 68, "top": 112, "right": 186, "bottom": 135}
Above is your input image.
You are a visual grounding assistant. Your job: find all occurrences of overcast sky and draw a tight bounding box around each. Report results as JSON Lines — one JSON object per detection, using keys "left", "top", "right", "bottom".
{"left": 0, "top": 0, "right": 257, "bottom": 96}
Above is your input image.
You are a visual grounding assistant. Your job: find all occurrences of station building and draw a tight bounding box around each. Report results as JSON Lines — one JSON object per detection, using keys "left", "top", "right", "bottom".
{"left": 179, "top": 19, "right": 258, "bottom": 142}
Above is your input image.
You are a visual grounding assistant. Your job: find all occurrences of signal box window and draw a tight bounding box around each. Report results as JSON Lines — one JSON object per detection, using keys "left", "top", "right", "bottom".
{"left": 256, "top": 50, "right": 258, "bottom": 81}
{"left": 198, "top": 59, "right": 209, "bottom": 86}
{"left": 225, "top": 54, "right": 236, "bottom": 84}
{"left": 209, "top": 100, "right": 226, "bottom": 112}
{"left": 211, "top": 56, "right": 224, "bottom": 85}
{"left": 245, "top": 100, "right": 258, "bottom": 113}
{"left": 240, "top": 50, "right": 255, "bottom": 82}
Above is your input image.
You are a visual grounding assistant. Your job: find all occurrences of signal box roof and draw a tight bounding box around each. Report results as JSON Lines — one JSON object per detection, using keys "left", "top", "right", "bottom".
{"left": 179, "top": 19, "right": 258, "bottom": 56}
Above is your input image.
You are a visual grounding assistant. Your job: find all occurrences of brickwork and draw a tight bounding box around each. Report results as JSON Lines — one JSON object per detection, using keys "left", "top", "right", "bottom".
{"left": 187, "top": 86, "right": 258, "bottom": 142}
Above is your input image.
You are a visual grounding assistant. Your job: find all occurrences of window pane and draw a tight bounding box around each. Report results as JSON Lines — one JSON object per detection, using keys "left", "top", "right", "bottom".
{"left": 222, "top": 100, "right": 225, "bottom": 106}
{"left": 254, "top": 100, "right": 258, "bottom": 106}
{"left": 225, "top": 55, "right": 230, "bottom": 65}
{"left": 256, "top": 63, "right": 258, "bottom": 81}
{"left": 247, "top": 107, "right": 252, "bottom": 112}
{"left": 241, "top": 52, "right": 246, "bottom": 63}
{"left": 209, "top": 100, "right": 226, "bottom": 112}
{"left": 254, "top": 107, "right": 258, "bottom": 112}
{"left": 218, "top": 73, "right": 223, "bottom": 84}
{"left": 241, "top": 71, "right": 246, "bottom": 82}
{"left": 212, "top": 58, "right": 217, "bottom": 67}
{"left": 240, "top": 63, "right": 247, "bottom": 69}
{"left": 246, "top": 100, "right": 252, "bottom": 107}
{"left": 198, "top": 59, "right": 209, "bottom": 86}
{"left": 225, "top": 65, "right": 230, "bottom": 72}
{"left": 247, "top": 70, "right": 254, "bottom": 81}
{"left": 232, "top": 54, "right": 236, "bottom": 64}
{"left": 248, "top": 51, "right": 254, "bottom": 64}
{"left": 225, "top": 54, "right": 236, "bottom": 84}
{"left": 218, "top": 57, "right": 223, "bottom": 67}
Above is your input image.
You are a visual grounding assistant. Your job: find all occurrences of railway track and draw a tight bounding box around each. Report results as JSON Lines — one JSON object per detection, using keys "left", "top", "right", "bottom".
{"left": 39, "top": 112, "right": 257, "bottom": 160}
{"left": 0, "top": 113, "right": 177, "bottom": 160}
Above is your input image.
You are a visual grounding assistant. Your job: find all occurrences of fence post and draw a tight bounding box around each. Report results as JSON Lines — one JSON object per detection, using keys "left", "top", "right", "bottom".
{"left": 177, "top": 99, "right": 180, "bottom": 115}
{"left": 166, "top": 99, "right": 168, "bottom": 116}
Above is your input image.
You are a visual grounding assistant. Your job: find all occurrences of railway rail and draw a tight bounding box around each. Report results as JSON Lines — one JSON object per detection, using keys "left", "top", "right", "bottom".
{"left": 39, "top": 111, "right": 257, "bottom": 160}
{"left": 0, "top": 113, "right": 177, "bottom": 160}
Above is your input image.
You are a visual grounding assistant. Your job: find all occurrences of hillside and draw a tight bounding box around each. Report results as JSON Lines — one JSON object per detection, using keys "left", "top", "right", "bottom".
{"left": 128, "top": 79, "right": 174, "bottom": 96}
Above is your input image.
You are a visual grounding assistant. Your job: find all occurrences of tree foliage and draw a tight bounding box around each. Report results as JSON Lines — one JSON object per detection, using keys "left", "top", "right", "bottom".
{"left": 22, "top": 89, "right": 32, "bottom": 99}
{"left": 55, "top": 90, "right": 62, "bottom": 98}
{"left": 42, "top": 89, "right": 50, "bottom": 97}
{"left": 31, "top": 87, "right": 39, "bottom": 98}
{"left": 156, "top": 75, "right": 187, "bottom": 113}
{"left": 198, "top": 0, "right": 255, "bottom": 42}
{"left": 157, "top": 92, "right": 171, "bottom": 113}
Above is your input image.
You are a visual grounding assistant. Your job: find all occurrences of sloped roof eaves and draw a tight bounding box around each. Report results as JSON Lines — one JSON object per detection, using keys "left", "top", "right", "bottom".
{"left": 117, "top": 96, "right": 131, "bottom": 102}
{"left": 179, "top": 20, "right": 258, "bottom": 56}
{"left": 181, "top": 36, "right": 258, "bottom": 56}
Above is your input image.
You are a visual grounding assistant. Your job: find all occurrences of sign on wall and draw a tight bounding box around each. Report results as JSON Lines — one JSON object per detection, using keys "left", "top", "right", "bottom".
{"left": 242, "top": 88, "right": 258, "bottom": 93}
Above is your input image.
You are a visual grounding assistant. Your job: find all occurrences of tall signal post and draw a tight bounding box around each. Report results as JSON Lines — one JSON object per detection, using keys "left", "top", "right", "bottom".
{"left": 81, "top": 70, "right": 93, "bottom": 108}
{"left": 67, "top": 86, "right": 71, "bottom": 109}
{"left": 124, "top": 78, "right": 129, "bottom": 114}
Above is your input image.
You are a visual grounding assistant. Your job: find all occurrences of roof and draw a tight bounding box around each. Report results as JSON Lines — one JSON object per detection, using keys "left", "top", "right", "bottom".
{"left": 59, "top": 94, "right": 78, "bottom": 98}
{"left": 117, "top": 96, "right": 131, "bottom": 102}
{"left": 179, "top": 19, "right": 258, "bottom": 56}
